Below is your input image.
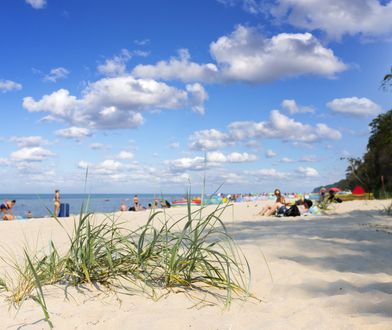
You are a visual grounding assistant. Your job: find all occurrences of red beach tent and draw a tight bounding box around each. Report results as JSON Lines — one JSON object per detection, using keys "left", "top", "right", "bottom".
{"left": 352, "top": 186, "right": 365, "bottom": 194}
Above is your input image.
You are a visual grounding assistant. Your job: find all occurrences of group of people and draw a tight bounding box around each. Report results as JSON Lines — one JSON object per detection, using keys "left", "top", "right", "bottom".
{"left": 119, "top": 195, "right": 171, "bottom": 212}
{"left": 257, "top": 188, "right": 315, "bottom": 217}
{"left": 257, "top": 187, "right": 342, "bottom": 217}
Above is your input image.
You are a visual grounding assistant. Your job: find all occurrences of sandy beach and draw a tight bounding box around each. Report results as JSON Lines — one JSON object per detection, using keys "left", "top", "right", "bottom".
{"left": 1, "top": 199, "right": 391, "bottom": 329}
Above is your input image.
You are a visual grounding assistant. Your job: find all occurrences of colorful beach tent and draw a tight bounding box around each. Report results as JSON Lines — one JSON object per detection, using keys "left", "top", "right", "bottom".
{"left": 352, "top": 185, "right": 365, "bottom": 194}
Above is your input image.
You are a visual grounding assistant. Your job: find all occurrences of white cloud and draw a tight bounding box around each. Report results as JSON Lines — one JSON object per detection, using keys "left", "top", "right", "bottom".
{"left": 270, "top": 0, "right": 392, "bottom": 39}
{"left": 326, "top": 97, "right": 382, "bottom": 117}
{"left": 117, "top": 151, "right": 134, "bottom": 160}
{"left": 217, "top": 0, "right": 265, "bottom": 14}
{"left": 10, "top": 147, "right": 54, "bottom": 162}
{"left": 25, "top": 0, "right": 46, "bottom": 9}
{"left": 206, "top": 151, "right": 257, "bottom": 163}
{"left": 265, "top": 149, "right": 277, "bottom": 158}
{"left": 133, "top": 25, "right": 346, "bottom": 84}
{"left": 244, "top": 168, "right": 289, "bottom": 180}
{"left": 189, "top": 129, "right": 231, "bottom": 150}
{"left": 281, "top": 99, "right": 315, "bottom": 114}
{"left": 281, "top": 157, "right": 294, "bottom": 163}
{"left": 228, "top": 110, "right": 341, "bottom": 143}
{"left": 44, "top": 67, "right": 69, "bottom": 82}
{"left": 98, "top": 49, "right": 150, "bottom": 77}
{"left": 210, "top": 25, "right": 346, "bottom": 82}
{"left": 23, "top": 76, "right": 207, "bottom": 130}
{"left": 296, "top": 166, "right": 319, "bottom": 177}
{"left": 55, "top": 127, "right": 92, "bottom": 139}
{"left": 185, "top": 83, "right": 208, "bottom": 114}
{"left": 133, "top": 49, "right": 219, "bottom": 83}
{"left": 164, "top": 156, "right": 206, "bottom": 172}
{"left": 299, "top": 155, "right": 319, "bottom": 162}
{"left": 10, "top": 136, "right": 49, "bottom": 148}
{"left": 0, "top": 80, "right": 22, "bottom": 92}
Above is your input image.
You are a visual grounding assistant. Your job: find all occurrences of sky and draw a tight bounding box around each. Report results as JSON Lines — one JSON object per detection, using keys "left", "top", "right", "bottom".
{"left": 0, "top": 0, "right": 391, "bottom": 194}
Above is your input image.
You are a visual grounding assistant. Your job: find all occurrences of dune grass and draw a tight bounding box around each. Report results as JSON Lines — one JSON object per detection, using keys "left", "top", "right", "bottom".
{"left": 0, "top": 200, "right": 251, "bottom": 328}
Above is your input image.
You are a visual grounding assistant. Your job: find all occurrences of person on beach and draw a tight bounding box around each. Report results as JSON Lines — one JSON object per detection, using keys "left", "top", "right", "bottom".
{"left": 133, "top": 195, "right": 140, "bottom": 210}
{"left": 54, "top": 190, "right": 60, "bottom": 216}
{"left": 0, "top": 200, "right": 16, "bottom": 220}
{"left": 120, "top": 202, "right": 127, "bottom": 211}
{"left": 257, "top": 189, "right": 287, "bottom": 216}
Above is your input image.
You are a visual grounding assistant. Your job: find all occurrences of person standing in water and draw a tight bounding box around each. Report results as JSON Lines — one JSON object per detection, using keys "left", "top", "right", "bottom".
{"left": 54, "top": 189, "right": 60, "bottom": 216}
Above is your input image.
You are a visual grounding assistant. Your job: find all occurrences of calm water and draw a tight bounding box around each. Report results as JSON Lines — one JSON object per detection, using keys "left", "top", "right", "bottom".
{"left": 0, "top": 194, "right": 187, "bottom": 218}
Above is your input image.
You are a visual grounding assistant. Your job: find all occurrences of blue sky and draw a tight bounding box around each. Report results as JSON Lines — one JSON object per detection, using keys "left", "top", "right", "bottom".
{"left": 0, "top": 0, "right": 391, "bottom": 193}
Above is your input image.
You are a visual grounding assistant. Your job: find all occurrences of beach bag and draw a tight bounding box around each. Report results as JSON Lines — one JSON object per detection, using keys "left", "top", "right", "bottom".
{"left": 284, "top": 204, "right": 300, "bottom": 217}
{"left": 277, "top": 205, "right": 287, "bottom": 216}
{"left": 58, "top": 203, "right": 70, "bottom": 217}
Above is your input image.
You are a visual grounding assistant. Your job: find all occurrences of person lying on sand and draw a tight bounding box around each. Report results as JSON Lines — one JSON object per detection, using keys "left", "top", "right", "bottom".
{"left": 257, "top": 189, "right": 287, "bottom": 216}
{"left": 0, "top": 200, "right": 16, "bottom": 220}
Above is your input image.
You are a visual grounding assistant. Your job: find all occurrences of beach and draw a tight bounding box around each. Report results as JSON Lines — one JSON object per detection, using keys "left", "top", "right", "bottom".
{"left": 1, "top": 199, "right": 391, "bottom": 329}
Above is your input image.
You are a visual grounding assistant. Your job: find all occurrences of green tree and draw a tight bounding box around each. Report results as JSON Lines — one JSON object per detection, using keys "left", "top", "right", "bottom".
{"left": 382, "top": 66, "right": 392, "bottom": 90}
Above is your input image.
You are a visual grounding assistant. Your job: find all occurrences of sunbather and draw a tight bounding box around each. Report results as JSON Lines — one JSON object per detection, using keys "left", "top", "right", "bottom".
{"left": 1, "top": 200, "right": 16, "bottom": 220}
{"left": 258, "top": 189, "right": 287, "bottom": 216}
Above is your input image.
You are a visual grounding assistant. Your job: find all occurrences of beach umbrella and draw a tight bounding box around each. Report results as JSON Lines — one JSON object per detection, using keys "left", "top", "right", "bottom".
{"left": 329, "top": 187, "right": 341, "bottom": 192}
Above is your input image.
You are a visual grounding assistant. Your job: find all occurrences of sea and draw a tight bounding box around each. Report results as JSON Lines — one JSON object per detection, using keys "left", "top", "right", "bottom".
{"left": 0, "top": 193, "right": 187, "bottom": 219}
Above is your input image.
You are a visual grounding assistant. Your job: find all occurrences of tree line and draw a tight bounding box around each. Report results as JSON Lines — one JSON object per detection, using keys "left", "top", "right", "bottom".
{"left": 314, "top": 68, "right": 392, "bottom": 197}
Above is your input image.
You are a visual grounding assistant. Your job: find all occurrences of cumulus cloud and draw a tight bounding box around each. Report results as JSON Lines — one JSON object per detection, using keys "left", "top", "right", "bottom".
{"left": 55, "top": 127, "right": 92, "bottom": 139}
{"left": 78, "top": 159, "right": 141, "bottom": 181}
{"left": 25, "top": 0, "right": 46, "bottom": 9}
{"left": 133, "top": 49, "right": 219, "bottom": 83}
{"left": 206, "top": 151, "right": 257, "bottom": 163}
{"left": 44, "top": 67, "right": 69, "bottom": 82}
{"left": 265, "top": 149, "right": 277, "bottom": 158}
{"left": 117, "top": 151, "right": 134, "bottom": 160}
{"left": 326, "top": 97, "right": 382, "bottom": 117}
{"left": 217, "top": 0, "right": 266, "bottom": 14}
{"left": 281, "top": 157, "right": 294, "bottom": 163}
{"left": 228, "top": 110, "right": 341, "bottom": 143}
{"left": 244, "top": 168, "right": 289, "bottom": 180}
{"left": 270, "top": 0, "right": 392, "bottom": 39}
{"left": 164, "top": 156, "right": 206, "bottom": 172}
{"left": 281, "top": 99, "right": 315, "bottom": 114}
{"left": 189, "top": 110, "right": 341, "bottom": 152}
{"left": 185, "top": 83, "right": 208, "bottom": 114}
{"left": 133, "top": 25, "right": 346, "bottom": 84}
{"left": 97, "top": 49, "right": 150, "bottom": 77}
{"left": 189, "top": 129, "right": 231, "bottom": 150}
{"left": 10, "top": 136, "right": 49, "bottom": 148}
{"left": 299, "top": 155, "right": 319, "bottom": 162}
{"left": 23, "top": 76, "right": 207, "bottom": 130}
{"left": 0, "top": 80, "right": 22, "bottom": 92}
{"left": 210, "top": 25, "right": 346, "bottom": 82}
{"left": 10, "top": 147, "right": 54, "bottom": 162}
{"left": 296, "top": 166, "right": 319, "bottom": 177}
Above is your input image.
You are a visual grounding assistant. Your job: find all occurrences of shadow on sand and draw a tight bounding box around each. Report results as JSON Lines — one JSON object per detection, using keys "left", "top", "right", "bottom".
{"left": 227, "top": 209, "right": 392, "bottom": 318}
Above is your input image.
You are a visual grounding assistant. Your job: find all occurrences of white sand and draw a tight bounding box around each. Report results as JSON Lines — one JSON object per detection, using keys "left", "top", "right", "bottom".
{"left": 1, "top": 199, "right": 392, "bottom": 329}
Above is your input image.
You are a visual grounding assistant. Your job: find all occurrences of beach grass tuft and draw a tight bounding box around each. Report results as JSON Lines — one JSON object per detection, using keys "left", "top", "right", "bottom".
{"left": 0, "top": 200, "right": 250, "bottom": 326}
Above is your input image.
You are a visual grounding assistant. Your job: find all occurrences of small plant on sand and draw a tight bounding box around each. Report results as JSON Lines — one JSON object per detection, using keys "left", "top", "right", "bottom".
{"left": 0, "top": 200, "right": 250, "bottom": 328}
{"left": 381, "top": 200, "right": 392, "bottom": 216}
